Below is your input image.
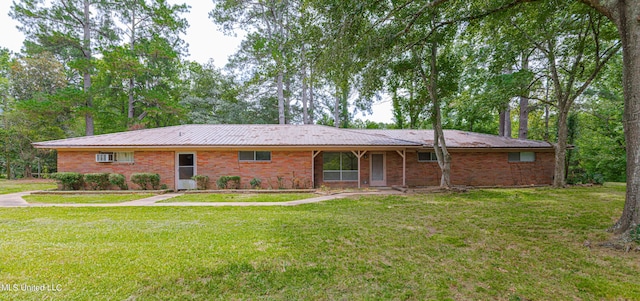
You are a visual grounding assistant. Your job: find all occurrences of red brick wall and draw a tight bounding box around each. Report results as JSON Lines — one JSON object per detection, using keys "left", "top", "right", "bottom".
{"left": 197, "top": 151, "right": 312, "bottom": 189}
{"left": 58, "top": 149, "right": 554, "bottom": 190}
{"left": 314, "top": 150, "right": 555, "bottom": 188}
{"left": 57, "top": 151, "right": 175, "bottom": 189}
{"left": 452, "top": 151, "right": 555, "bottom": 186}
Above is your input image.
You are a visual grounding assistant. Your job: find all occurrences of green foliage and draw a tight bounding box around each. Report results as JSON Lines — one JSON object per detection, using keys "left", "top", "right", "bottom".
{"left": 83, "top": 173, "right": 111, "bottom": 190}
{"left": 630, "top": 225, "right": 640, "bottom": 244}
{"left": 130, "top": 173, "right": 161, "bottom": 190}
{"left": 249, "top": 177, "right": 262, "bottom": 189}
{"left": 52, "top": 172, "right": 84, "bottom": 190}
{"left": 191, "top": 175, "right": 210, "bottom": 190}
{"left": 216, "top": 176, "right": 241, "bottom": 189}
{"left": 108, "top": 173, "right": 128, "bottom": 190}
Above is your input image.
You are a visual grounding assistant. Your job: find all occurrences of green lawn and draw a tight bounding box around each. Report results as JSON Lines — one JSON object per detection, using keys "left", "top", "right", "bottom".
{"left": 0, "top": 179, "right": 57, "bottom": 194}
{"left": 161, "top": 193, "right": 317, "bottom": 203}
{"left": 0, "top": 184, "right": 638, "bottom": 300}
{"left": 23, "top": 194, "right": 154, "bottom": 204}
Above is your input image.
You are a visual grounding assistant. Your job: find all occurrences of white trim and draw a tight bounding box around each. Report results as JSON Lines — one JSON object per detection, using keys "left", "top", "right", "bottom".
{"left": 175, "top": 152, "right": 197, "bottom": 190}
{"left": 369, "top": 152, "right": 386, "bottom": 187}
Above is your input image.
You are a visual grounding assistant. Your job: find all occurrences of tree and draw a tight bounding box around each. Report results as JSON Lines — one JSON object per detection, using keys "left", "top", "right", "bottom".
{"left": 0, "top": 48, "right": 12, "bottom": 178}
{"left": 378, "top": 0, "right": 638, "bottom": 237}
{"left": 483, "top": 1, "right": 620, "bottom": 187}
{"left": 111, "top": 0, "right": 188, "bottom": 125}
{"left": 210, "top": 0, "right": 296, "bottom": 124}
{"left": 11, "top": 0, "right": 119, "bottom": 136}
{"left": 6, "top": 52, "right": 72, "bottom": 177}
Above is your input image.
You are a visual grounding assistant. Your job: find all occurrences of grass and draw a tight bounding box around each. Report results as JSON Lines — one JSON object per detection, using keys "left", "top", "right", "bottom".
{"left": 0, "top": 179, "right": 56, "bottom": 194}
{"left": 160, "top": 193, "right": 317, "bottom": 203}
{"left": 0, "top": 183, "right": 638, "bottom": 300}
{"left": 23, "top": 194, "right": 154, "bottom": 204}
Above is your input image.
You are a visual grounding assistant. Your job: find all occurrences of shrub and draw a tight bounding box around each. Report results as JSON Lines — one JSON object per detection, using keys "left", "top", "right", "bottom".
{"left": 217, "top": 176, "right": 241, "bottom": 189}
{"left": 192, "top": 175, "right": 210, "bottom": 190}
{"left": 108, "top": 173, "right": 128, "bottom": 190}
{"left": 52, "top": 172, "right": 84, "bottom": 190}
{"left": 130, "top": 173, "right": 161, "bottom": 190}
{"left": 250, "top": 177, "right": 262, "bottom": 189}
{"left": 84, "top": 173, "right": 111, "bottom": 190}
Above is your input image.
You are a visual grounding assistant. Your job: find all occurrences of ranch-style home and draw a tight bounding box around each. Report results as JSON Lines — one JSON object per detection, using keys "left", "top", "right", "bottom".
{"left": 33, "top": 124, "right": 555, "bottom": 190}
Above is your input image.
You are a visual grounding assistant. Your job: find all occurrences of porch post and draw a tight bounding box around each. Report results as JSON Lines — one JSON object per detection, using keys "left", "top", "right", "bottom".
{"left": 351, "top": 150, "right": 366, "bottom": 189}
{"left": 312, "top": 150, "right": 321, "bottom": 188}
{"left": 396, "top": 149, "right": 406, "bottom": 187}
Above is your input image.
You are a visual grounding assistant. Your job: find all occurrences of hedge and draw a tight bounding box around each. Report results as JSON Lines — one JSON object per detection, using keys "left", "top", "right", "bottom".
{"left": 130, "top": 173, "right": 161, "bottom": 190}
{"left": 52, "top": 172, "right": 84, "bottom": 190}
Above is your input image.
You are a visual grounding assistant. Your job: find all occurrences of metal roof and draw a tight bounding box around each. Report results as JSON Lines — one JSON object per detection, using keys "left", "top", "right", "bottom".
{"left": 33, "top": 124, "right": 422, "bottom": 148}
{"left": 351, "top": 129, "right": 553, "bottom": 149}
{"left": 33, "top": 124, "right": 553, "bottom": 149}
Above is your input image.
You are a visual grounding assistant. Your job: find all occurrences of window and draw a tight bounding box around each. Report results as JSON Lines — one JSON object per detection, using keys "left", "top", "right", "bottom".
{"left": 114, "top": 152, "right": 134, "bottom": 163}
{"left": 323, "top": 152, "right": 358, "bottom": 181}
{"left": 239, "top": 151, "right": 271, "bottom": 162}
{"left": 417, "top": 151, "right": 438, "bottom": 162}
{"left": 508, "top": 152, "right": 535, "bottom": 162}
{"left": 96, "top": 152, "right": 134, "bottom": 163}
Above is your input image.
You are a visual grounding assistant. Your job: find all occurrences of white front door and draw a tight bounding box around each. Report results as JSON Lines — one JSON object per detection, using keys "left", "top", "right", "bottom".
{"left": 370, "top": 153, "right": 386, "bottom": 186}
{"left": 176, "top": 153, "right": 196, "bottom": 190}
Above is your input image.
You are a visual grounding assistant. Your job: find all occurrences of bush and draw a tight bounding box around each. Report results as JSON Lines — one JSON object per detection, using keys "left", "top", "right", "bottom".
{"left": 83, "top": 173, "right": 111, "bottom": 190}
{"left": 192, "top": 175, "right": 209, "bottom": 190}
{"left": 130, "top": 173, "right": 161, "bottom": 190}
{"left": 52, "top": 172, "right": 84, "bottom": 190}
{"left": 250, "top": 177, "right": 262, "bottom": 189}
{"left": 216, "top": 176, "right": 241, "bottom": 189}
{"left": 108, "top": 173, "right": 128, "bottom": 190}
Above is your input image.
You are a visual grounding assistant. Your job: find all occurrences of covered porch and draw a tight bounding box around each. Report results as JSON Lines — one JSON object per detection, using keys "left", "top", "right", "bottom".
{"left": 311, "top": 149, "right": 417, "bottom": 189}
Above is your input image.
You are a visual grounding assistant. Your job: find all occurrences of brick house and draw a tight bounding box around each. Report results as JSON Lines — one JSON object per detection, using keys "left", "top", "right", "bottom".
{"left": 33, "top": 124, "right": 555, "bottom": 190}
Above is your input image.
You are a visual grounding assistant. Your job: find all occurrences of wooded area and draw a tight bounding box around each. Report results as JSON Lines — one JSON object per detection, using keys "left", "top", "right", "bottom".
{"left": 0, "top": 0, "right": 637, "bottom": 236}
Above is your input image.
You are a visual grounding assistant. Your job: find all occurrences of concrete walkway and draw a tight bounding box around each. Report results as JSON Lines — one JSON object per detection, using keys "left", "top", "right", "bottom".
{"left": 0, "top": 192, "right": 30, "bottom": 207}
{"left": 0, "top": 190, "right": 402, "bottom": 208}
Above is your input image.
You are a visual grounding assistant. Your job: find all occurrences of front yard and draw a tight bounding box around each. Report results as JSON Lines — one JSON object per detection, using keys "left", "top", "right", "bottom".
{"left": 0, "top": 179, "right": 56, "bottom": 194}
{"left": 0, "top": 183, "right": 638, "bottom": 300}
{"left": 159, "top": 193, "right": 318, "bottom": 203}
{"left": 23, "top": 194, "right": 154, "bottom": 204}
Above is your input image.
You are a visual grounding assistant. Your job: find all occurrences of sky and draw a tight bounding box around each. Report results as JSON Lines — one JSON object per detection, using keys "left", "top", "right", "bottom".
{"left": 0, "top": 1, "right": 393, "bottom": 123}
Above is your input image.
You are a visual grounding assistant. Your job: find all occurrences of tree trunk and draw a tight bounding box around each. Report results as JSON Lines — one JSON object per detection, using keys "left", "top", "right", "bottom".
{"left": 499, "top": 105, "right": 512, "bottom": 137}
{"left": 128, "top": 11, "right": 136, "bottom": 121}
{"left": 499, "top": 109, "right": 506, "bottom": 136}
{"left": 553, "top": 105, "right": 569, "bottom": 187}
{"left": 128, "top": 78, "right": 135, "bottom": 120}
{"left": 309, "top": 64, "right": 315, "bottom": 124}
{"left": 2, "top": 97, "right": 9, "bottom": 180}
{"left": 334, "top": 85, "right": 340, "bottom": 128}
{"left": 302, "top": 75, "right": 309, "bottom": 124}
{"left": 285, "top": 78, "right": 291, "bottom": 124}
{"left": 433, "top": 109, "right": 452, "bottom": 188}
{"left": 277, "top": 71, "right": 285, "bottom": 124}
{"left": 519, "top": 52, "right": 530, "bottom": 139}
{"left": 611, "top": 0, "right": 640, "bottom": 235}
{"left": 427, "top": 41, "right": 451, "bottom": 188}
{"left": 83, "top": 0, "right": 94, "bottom": 136}
{"left": 301, "top": 48, "right": 309, "bottom": 124}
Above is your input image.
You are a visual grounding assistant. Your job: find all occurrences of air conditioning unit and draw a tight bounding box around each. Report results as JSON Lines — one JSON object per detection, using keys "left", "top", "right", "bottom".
{"left": 96, "top": 153, "right": 114, "bottom": 163}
